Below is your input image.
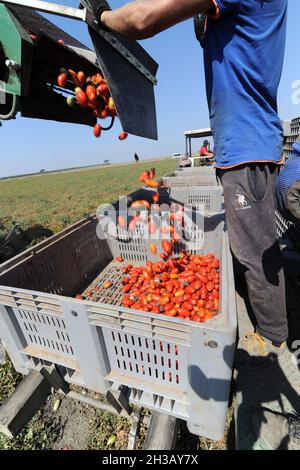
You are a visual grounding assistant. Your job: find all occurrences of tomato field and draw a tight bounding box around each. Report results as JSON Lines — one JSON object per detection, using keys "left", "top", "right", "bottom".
{"left": 0, "top": 159, "right": 176, "bottom": 247}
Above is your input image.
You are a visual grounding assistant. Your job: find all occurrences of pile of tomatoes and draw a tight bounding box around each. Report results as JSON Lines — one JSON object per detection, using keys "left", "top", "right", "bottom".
{"left": 120, "top": 245, "right": 220, "bottom": 323}
{"left": 57, "top": 68, "right": 128, "bottom": 140}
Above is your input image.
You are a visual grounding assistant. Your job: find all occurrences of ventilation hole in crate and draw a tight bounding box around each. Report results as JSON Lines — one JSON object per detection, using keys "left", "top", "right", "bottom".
{"left": 42, "top": 338, "right": 46, "bottom": 347}
{"left": 24, "top": 323, "right": 28, "bottom": 331}
{"left": 47, "top": 339, "right": 51, "bottom": 348}
{"left": 176, "top": 360, "right": 179, "bottom": 371}
{"left": 140, "top": 352, "right": 143, "bottom": 361}
{"left": 56, "top": 331, "right": 61, "bottom": 340}
{"left": 152, "top": 340, "right": 156, "bottom": 350}
{"left": 114, "top": 345, "right": 118, "bottom": 355}
{"left": 123, "top": 360, "right": 126, "bottom": 370}
{"left": 38, "top": 336, "right": 42, "bottom": 346}
{"left": 154, "top": 355, "right": 157, "bottom": 365}
{"left": 51, "top": 318, "right": 56, "bottom": 327}
{"left": 155, "top": 370, "right": 158, "bottom": 378}
{"left": 70, "top": 346, "right": 74, "bottom": 355}
{"left": 148, "top": 368, "right": 152, "bottom": 377}
{"left": 168, "top": 359, "right": 171, "bottom": 368}
{"left": 147, "top": 353, "right": 150, "bottom": 362}
{"left": 127, "top": 349, "right": 130, "bottom": 358}
{"left": 125, "top": 334, "right": 128, "bottom": 344}
{"left": 120, "top": 346, "right": 124, "bottom": 356}
{"left": 135, "top": 364, "right": 139, "bottom": 373}
{"left": 161, "top": 357, "right": 164, "bottom": 366}
{"left": 169, "top": 372, "right": 172, "bottom": 382}
{"left": 23, "top": 311, "right": 27, "bottom": 320}
{"left": 131, "top": 337, "right": 135, "bottom": 346}
{"left": 117, "top": 359, "right": 120, "bottom": 368}
{"left": 162, "top": 371, "right": 165, "bottom": 380}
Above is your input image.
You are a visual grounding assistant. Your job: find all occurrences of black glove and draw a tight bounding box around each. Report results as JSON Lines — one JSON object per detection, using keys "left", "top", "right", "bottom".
{"left": 80, "top": 0, "right": 111, "bottom": 24}
{"left": 193, "top": 14, "right": 207, "bottom": 48}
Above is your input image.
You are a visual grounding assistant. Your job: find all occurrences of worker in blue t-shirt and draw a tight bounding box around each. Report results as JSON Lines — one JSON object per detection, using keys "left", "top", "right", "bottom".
{"left": 276, "top": 138, "right": 300, "bottom": 225}
{"left": 84, "top": 1, "right": 288, "bottom": 356}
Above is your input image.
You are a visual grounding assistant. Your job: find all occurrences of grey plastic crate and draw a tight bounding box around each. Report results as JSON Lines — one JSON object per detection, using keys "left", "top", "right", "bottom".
{"left": 275, "top": 209, "right": 300, "bottom": 241}
{"left": 125, "top": 186, "right": 223, "bottom": 213}
{"left": 163, "top": 173, "right": 218, "bottom": 187}
{"left": 0, "top": 214, "right": 236, "bottom": 440}
{"left": 174, "top": 167, "right": 215, "bottom": 175}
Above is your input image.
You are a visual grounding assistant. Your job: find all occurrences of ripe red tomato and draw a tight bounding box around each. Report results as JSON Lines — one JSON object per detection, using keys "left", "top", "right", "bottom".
{"left": 122, "top": 284, "right": 131, "bottom": 293}
{"left": 153, "top": 192, "right": 159, "bottom": 203}
{"left": 212, "top": 289, "right": 219, "bottom": 299}
{"left": 93, "top": 123, "right": 102, "bottom": 138}
{"left": 150, "top": 243, "right": 157, "bottom": 255}
{"left": 162, "top": 240, "right": 172, "bottom": 255}
{"left": 119, "top": 132, "right": 128, "bottom": 141}
{"left": 205, "top": 301, "right": 214, "bottom": 310}
{"left": 196, "top": 273, "right": 208, "bottom": 284}
{"left": 86, "top": 84, "right": 97, "bottom": 103}
{"left": 148, "top": 222, "right": 157, "bottom": 235}
{"left": 117, "top": 215, "right": 126, "bottom": 229}
{"left": 57, "top": 73, "right": 67, "bottom": 88}
{"left": 211, "top": 259, "right": 219, "bottom": 269}
{"left": 206, "top": 281, "right": 214, "bottom": 292}
{"left": 200, "top": 287, "right": 208, "bottom": 300}
{"left": 97, "top": 83, "right": 109, "bottom": 95}
{"left": 128, "top": 219, "right": 136, "bottom": 231}
{"left": 76, "top": 89, "right": 88, "bottom": 107}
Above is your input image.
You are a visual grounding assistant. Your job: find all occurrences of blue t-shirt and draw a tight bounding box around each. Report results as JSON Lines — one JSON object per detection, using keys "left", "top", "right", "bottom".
{"left": 276, "top": 142, "right": 300, "bottom": 220}
{"left": 203, "top": 0, "right": 288, "bottom": 168}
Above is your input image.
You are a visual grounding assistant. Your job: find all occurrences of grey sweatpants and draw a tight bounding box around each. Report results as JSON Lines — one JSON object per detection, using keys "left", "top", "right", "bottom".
{"left": 216, "top": 163, "right": 288, "bottom": 344}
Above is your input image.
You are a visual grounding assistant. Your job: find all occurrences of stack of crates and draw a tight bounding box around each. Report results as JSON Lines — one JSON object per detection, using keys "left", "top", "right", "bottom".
{"left": 0, "top": 171, "right": 236, "bottom": 440}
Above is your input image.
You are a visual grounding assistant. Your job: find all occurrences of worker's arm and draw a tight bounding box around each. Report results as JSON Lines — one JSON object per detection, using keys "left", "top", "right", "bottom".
{"left": 100, "top": 0, "right": 215, "bottom": 39}
{"left": 202, "top": 149, "right": 214, "bottom": 156}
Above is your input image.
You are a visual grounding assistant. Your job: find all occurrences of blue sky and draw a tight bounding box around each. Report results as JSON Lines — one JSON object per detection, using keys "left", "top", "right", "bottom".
{"left": 1, "top": 0, "right": 299, "bottom": 177}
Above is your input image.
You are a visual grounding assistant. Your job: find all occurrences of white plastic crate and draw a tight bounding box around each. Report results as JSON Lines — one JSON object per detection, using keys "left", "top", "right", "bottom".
{"left": 0, "top": 212, "right": 236, "bottom": 440}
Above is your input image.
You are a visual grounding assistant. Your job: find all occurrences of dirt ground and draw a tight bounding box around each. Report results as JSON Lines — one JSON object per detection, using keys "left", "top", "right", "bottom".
{"left": 0, "top": 358, "right": 233, "bottom": 450}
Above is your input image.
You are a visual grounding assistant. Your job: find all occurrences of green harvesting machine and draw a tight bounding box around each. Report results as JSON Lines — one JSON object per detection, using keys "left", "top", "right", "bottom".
{"left": 0, "top": 0, "right": 159, "bottom": 138}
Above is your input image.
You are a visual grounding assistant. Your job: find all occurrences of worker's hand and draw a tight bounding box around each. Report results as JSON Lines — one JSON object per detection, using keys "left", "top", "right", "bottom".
{"left": 193, "top": 14, "right": 206, "bottom": 47}
{"left": 80, "top": 0, "right": 111, "bottom": 24}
